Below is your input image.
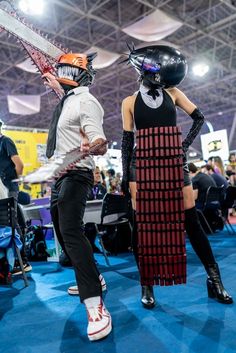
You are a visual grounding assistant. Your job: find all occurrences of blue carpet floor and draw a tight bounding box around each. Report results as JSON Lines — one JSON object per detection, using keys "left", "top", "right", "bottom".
{"left": 0, "top": 226, "right": 236, "bottom": 353}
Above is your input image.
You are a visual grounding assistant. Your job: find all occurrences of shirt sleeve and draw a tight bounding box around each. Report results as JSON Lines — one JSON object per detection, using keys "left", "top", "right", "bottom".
{"left": 191, "top": 176, "right": 198, "bottom": 190}
{"left": 3, "top": 137, "right": 18, "bottom": 157}
{"left": 80, "top": 98, "right": 106, "bottom": 143}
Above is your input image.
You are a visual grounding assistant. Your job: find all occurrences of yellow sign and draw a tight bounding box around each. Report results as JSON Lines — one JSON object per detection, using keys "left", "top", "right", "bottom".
{"left": 3, "top": 129, "right": 48, "bottom": 198}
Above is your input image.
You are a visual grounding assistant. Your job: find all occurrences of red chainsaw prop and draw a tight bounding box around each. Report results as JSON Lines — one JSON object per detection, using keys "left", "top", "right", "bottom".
{"left": 19, "top": 140, "right": 108, "bottom": 184}
{"left": 0, "top": 5, "right": 67, "bottom": 92}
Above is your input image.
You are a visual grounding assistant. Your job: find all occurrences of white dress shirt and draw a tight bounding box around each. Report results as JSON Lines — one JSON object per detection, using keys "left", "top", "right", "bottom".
{"left": 53, "top": 86, "right": 106, "bottom": 170}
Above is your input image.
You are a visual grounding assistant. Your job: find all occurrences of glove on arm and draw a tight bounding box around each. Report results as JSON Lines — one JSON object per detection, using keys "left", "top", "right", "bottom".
{"left": 121, "top": 130, "right": 134, "bottom": 194}
{"left": 182, "top": 108, "right": 205, "bottom": 153}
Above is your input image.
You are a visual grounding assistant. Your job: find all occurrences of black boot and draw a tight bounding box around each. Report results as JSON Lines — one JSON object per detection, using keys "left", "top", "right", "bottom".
{"left": 206, "top": 263, "right": 233, "bottom": 304}
{"left": 141, "top": 285, "right": 156, "bottom": 309}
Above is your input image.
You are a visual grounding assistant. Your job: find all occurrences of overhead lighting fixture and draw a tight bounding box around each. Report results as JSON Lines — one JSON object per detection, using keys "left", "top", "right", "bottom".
{"left": 192, "top": 63, "right": 209, "bottom": 77}
{"left": 19, "top": 0, "right": 44, "bottom": 15}
{"left": 189, "top": 151, "right": 197, "bottom": 158}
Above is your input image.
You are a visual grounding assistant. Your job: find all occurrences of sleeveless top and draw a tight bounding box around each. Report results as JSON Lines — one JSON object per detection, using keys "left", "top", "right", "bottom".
{"left": 134, "top": 90, "right": 177, "bottom": 129}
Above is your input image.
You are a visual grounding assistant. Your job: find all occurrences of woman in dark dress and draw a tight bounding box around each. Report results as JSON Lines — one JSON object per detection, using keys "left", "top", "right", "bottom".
{"left": 121, "top": 45, "right": 233, "bottom": 308}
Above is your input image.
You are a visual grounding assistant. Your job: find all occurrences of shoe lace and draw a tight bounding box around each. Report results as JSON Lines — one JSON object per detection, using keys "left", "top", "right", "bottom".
{"left": 87, "top": 305, "right": 102, "bottom": 322}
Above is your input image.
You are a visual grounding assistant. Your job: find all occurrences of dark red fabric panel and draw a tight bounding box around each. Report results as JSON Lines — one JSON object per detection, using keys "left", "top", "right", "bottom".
{"left": 136, "top": 126, "right": 186, "bottom": 286}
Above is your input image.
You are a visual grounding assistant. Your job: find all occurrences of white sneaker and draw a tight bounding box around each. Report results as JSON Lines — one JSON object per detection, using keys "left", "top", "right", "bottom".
{"left": 67, "top": 274, "right": 107, "bottom": 296}
{"left": 86, "top": 300, "right": 112, "bottom": 341}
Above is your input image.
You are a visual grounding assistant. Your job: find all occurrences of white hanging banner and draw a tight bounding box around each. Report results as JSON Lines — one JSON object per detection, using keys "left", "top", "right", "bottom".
{"left": 137, "top": 40, "right": 180, "bottom": 49}
{"left": 201, "top": 129, "right": 229, "bottom": 161}
{"left": 122, "top": 9, "right": 182, "bottom": 42}
{"left": 85, "top": 46, "right": 120, "bottom": 69}
{"left": 7, "top": 95, "right": 41, "bottom": 115}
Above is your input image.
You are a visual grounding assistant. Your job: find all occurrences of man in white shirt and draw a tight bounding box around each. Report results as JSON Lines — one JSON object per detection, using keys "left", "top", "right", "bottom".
{"left": 42, "top": 52, "right": 112, "bottom": 342}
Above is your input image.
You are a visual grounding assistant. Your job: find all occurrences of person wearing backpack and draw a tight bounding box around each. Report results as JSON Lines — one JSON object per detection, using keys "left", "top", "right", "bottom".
{"left": 0, "top": 122, "right": 32, "bottom": 277}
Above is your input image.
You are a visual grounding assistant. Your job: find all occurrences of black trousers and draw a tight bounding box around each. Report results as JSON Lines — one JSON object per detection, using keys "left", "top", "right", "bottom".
{"left": 50, "top": 170, "right": 101, "bottom": 302}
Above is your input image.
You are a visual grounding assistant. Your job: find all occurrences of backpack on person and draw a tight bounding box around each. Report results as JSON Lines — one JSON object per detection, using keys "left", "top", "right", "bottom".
{"left": 24, "top": 225, "right": 49, "bottom": 261}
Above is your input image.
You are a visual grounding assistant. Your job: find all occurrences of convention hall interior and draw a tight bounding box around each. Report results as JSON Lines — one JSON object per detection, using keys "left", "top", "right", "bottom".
{"left": 0, "top": 0, "right": 236, "bottom": 352}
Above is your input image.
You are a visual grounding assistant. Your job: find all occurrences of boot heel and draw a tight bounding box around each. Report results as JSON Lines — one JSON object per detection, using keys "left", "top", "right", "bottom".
{"left": 141, "top": 285, "right": 156, "bottom": 309}
{"left": 207, "top": 279, "right": 215, "bottom": 298}
{"left": 206, "top": 264, "right": 233, "bottom": 304}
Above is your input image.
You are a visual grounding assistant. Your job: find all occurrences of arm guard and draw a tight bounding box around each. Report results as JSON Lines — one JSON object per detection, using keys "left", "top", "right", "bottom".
{"left": 182, "top": 108, "right": 205, "bottom": 153}
{"left": 121, "top": 130, "right": 134, "bottom": 193}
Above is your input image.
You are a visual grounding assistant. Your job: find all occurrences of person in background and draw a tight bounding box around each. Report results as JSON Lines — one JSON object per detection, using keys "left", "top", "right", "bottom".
{"left": 100, "top": 169, "right": 107, "bottom": 188}
{"left": 201, "top": 164, "right": 228, "bottom": 190}
{"left": 114, "top": 172, "right": 122, "bottom": 193}
{"left": 188, "top": 163, "right": 217, "bottom": 209}
{"left": 207, "top": 156, "right": 225, "bottom": 176}
{"left": 0, "top": 120, "right": 32, "bottom": 275}
{"left": 86, "top": 166, "right": 107, "bottom": 253}
{"left": 0, "top": 178, "right": 13, "bottom": 284}
{"left": 105, "top": 168, "right": 116, "bottom": 192}
{"left": 0, "top": 120, "right": 24, "bottom": 200}
{"left": 88, "top": 166, "right": 107, "bottom": 201}
{"left": 226, "top": 152, "right": 236, "bottom": 186}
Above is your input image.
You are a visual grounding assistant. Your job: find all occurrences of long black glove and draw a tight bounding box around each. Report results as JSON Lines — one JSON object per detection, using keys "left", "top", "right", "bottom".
{"left": 121, "top": 130, "right": 134, "bottom": 194}
{"left": 182, "top": 107, "right": 205, "bottom": 153}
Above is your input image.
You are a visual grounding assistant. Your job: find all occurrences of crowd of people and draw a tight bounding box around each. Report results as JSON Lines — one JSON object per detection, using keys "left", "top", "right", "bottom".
{"left": 189, "top": 154, "right": 236, "bottom": 212}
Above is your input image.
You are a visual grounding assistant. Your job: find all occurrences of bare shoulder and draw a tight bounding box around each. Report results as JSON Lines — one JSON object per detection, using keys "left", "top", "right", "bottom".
{"left": 166, "top": 87, "right": 182, "bottom": 99}
{"left": 122, "top": 95, "right": 136, "bottom": 106}
{"left": 167, "top": 87, "right": 196, "bottom": 113}
{"left": 170, "top": 87, "right": 190, "bottom": 98}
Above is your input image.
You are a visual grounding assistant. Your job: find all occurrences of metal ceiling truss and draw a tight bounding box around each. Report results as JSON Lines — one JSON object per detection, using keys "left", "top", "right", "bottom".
{"left": 0, "top": 0, "right": 235, "bottom": 153}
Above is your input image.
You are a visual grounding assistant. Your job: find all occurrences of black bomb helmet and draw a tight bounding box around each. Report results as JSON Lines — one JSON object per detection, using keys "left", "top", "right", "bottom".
{"left": 128, "top": 45, "right": 188, "bottom": 88}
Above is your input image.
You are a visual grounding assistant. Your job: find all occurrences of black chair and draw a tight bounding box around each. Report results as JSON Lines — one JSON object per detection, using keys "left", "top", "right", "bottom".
{"left": 21, "top": 206, "right": 44, "bottom": 226}
{"left": 0, "top": 197, "right": 29, "bottom": 286}
{"left": 95, "top": 193, "right": 132, "bottom": 266}
{"left": 20, "top": 204, "right": 54, "bottom": 238}
{"left": 20, "top": 205, "right": 58, "bottom": 260}
{"left": 197, "top": 185, "right": 226, "bottom": 234}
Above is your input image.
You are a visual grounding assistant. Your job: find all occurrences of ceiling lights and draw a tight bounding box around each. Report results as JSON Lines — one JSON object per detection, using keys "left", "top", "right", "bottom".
{"left": 18, "top": 0, "right": 44, "bottom": 15}
{"left": 192, "top": 62, "right": 209, "bottom": 77}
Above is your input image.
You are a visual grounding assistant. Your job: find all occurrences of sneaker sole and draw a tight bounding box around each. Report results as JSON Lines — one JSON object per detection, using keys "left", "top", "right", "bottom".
{"left": 12, "top": 265, "right": 32, "bottom": 276}
{"left": 88, "top": 316, "right": 112, "bottom": 341}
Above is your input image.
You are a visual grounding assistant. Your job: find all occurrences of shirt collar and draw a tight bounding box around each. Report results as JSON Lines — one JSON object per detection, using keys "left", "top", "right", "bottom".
{"left": 69, "top": 86, "right": 89, "bottom": 95}
{"left": 139, "top": 83, "right": 162, "bottom": 96}
{"left": 139, "top": 83, "right": 149, "bottom": 94}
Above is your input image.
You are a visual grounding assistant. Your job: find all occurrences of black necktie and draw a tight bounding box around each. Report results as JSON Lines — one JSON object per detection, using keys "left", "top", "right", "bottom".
{"left": 46, "top": 92, "right": 74, "bottom": 158}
